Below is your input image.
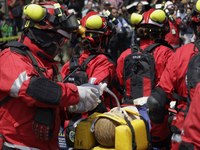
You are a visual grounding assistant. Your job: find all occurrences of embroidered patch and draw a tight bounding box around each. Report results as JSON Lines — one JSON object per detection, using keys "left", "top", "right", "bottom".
{"left": 69, "top": 131, "right": 75, "bottom": 142}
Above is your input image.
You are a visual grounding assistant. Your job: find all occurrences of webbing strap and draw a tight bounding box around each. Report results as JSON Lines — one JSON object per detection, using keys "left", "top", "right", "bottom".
{"left": 124, "top": 116, "right": 137, "bottom": 150}
{"left": 26, "top": 50, "right": 45, "bottom": 78}
{"left": 172, "top": 92, "right": 187, "bottom": 102}
{"left": 0, "top": 41, "right": 47, "bottom": 106}
{"left": 81, "top": 54, "right": 99, "bottom": 71}
{"left": 139, "top": 116, "right": 152, "bottom": 150}
{"left": 143, "top": 42, "right": 174, "bottom": 54}
{"left": 0, "top": 95, "right": 12, "bottom": 107}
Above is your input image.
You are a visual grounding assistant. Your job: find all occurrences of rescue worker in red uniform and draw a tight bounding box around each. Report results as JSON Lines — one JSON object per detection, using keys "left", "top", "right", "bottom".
{"left": 146, "top": 1, "right": 200, "bottom": 149}
{"left": 0, "top": 2, "right": 100, "bottom": 150}
{"left": 116, "top": 9, "right": 174, "bottom": 101}
{"left": 116, "top": 10, "right": 174, "bottom": 149}
{"left": 180, "top": 83, "right": 200, "bottom": 150}
{"left": 61, "top": 11, "right": 116, "bottom": 110}
{"left": 179, "top": 1, "right": 200, "bottom": 149}
{"left": 164, "top": 1, "right": 187, "bottom": 50}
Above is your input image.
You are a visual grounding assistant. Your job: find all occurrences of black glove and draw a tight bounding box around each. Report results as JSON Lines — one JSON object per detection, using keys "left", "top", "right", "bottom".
{"left": 32, "top": 107, "right": 55, "bottom": 141}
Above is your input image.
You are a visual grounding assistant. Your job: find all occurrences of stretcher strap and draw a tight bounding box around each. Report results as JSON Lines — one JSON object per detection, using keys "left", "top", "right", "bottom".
{"left": 124, "top": 116, "right": 137, "bottom": 150}
{"left": 139, "top": 115, "right": 152, "bottom": 150}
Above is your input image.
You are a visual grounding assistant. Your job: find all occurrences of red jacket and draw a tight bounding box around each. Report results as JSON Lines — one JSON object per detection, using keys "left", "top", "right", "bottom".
{"left": 61, "top": 49, "right": 116, "bottom": 108}
{"left": 181, "top": 82, "right": 200, "bottom": 150}
{"left": 165, "top": 19, "right": 181, "bottom": 50}
{"left": 155, "top": 43, "right": 197, "bottom": 149}
{"left": 0, "top": 36, "right": 79, "bottom": 150}
{"left": 116, "top": 39, "right": 174, "bottom": 98}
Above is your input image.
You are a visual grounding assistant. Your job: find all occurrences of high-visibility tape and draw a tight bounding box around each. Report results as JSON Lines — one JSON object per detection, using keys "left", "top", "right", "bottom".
{"left": 0, "top": 36, "right": 20, "bottom": 42}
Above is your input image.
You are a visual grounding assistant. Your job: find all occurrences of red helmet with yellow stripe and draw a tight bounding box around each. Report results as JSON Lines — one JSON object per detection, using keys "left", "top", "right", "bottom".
{"left": 79, "top": 11, "right": 116, "bottom": 50}
{"left": 131, "top": 9, "right": 169, "bottom": 34}
{"left": 24, "top": 1, "right": 82, "bottom": 40}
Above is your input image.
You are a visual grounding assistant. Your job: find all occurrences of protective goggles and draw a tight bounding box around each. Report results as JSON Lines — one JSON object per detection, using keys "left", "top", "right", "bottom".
{"left": 24, "top": 3, "right": 79, "bottom": 33}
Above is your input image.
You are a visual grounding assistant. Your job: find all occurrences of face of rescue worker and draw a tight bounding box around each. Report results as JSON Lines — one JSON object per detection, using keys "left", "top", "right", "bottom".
{"left": 46, "top": 33, "right": 66, "bottom": 58}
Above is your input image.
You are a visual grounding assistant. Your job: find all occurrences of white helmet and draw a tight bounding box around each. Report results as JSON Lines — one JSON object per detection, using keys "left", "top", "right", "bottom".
{"left": 164, "top": 1, "right": 175, "bottom": 10}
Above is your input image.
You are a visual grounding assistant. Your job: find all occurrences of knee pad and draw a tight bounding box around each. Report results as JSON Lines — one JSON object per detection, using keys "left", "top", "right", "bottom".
{"left": 147, "top": 87, "right": 169, "bottom": 124}
{"left": 26, "top": 76, "right": 62, "bottom": 105}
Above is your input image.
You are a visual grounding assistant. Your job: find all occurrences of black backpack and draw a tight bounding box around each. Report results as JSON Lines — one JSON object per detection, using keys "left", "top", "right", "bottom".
{"left": 122, "top": 40, "right": 174, "bottom": 105}
{"left": 11, "top": 1, "right": 23, "bottom": 18}
{"left": 183, "top": 40, "right": 200, "bottom": 117}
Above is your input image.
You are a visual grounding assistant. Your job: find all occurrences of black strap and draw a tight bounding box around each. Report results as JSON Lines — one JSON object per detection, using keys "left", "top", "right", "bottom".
{"left": 172, "top": 92, "right": 187, "bottom": 102}
{"left": 26, "top": 50, "right": 45, "bottom": 78}
{"left": 143, "top": 42, "right": 175, "bottom": 54}
{"left": 69, "top": 53, "right": 80, "bottom": 72}
{"left": 139, "top": 116, "right": 152, "bottom": 150}
{"left": 131, "top": 44, "right": 141, "bottom": 53}
{"left": 0, "top": 41, "right": 46, "bottom": 106}
{"left": 124, "top": 116, "right": 137, "bottom": 150}
{"left": 125, "top": 114, "right": 152, "bottom": 150}
{"left": 0, "top": 96, "right": 12, "bottom": 107}
{"left": 80, "top": 54, "right": 99, "bottom": 71}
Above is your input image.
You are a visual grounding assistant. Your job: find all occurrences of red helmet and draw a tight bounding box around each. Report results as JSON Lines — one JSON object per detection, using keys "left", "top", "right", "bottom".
{"left": 131, "top": 9, "right": 169, "bottom": 33}
{"left": 79, "top": 11, "right": 115, "bottom": 50}
{"left": 24, "top": 1, "right": 79, "bottom": 40}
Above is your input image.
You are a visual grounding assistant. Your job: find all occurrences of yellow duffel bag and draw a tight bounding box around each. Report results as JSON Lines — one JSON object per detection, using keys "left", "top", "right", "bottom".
{"left": 73, "top": 112, "right": 100, "bottom": 150}
{"left": 115, "top": 108, "right": 151, "bottom": 150}
{"left": 74, "top": 107, "right": 152, "bottom": 150}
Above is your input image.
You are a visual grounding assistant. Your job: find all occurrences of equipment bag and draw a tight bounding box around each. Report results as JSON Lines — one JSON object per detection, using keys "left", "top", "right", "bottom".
{"left": 122, "top": 41, "right": 174, "bottom": 105}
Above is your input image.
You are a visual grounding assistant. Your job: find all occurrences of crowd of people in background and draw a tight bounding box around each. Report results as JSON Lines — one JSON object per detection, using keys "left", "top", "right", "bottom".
{"left": 0, "top": 0, "right": 199, "bottom": 150}
{"left": 0, "top": 0, "right": 195, "bottom": 63}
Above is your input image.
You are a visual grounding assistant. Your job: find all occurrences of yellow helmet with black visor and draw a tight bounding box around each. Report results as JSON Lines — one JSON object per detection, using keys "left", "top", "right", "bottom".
{"left": 130, "top": 9, "right": 170, "bottom": 42}
{"left": 78, "top": 11, "right": 117, "bottom": 51}
{"left": 21, "top": 1, "right": 86, "bottom": 61}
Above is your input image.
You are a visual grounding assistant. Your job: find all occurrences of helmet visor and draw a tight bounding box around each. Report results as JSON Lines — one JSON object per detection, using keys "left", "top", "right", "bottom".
{"left": 62, "top": 12, "right": 79, "bottom": 32}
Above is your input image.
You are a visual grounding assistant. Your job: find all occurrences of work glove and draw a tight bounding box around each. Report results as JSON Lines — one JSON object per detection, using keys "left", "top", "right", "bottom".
{"left": 32, "top": 107, "right": 55, "bottom": 141}
{"left": 67, "top": 83, "right": 101, "bottom": 113}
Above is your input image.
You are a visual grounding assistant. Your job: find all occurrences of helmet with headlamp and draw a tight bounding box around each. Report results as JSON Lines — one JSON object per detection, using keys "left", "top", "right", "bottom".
{"left": 131, "top": 9, "right": 170, "bottom": 37}
{"left": 22, "top": 1, "right": 86, "bottom": 61}
{"left": 79, "top": 11, "right": 116, "bottom": 51}
{"left": 24, "top": 1, "right": 83, "bottom": 39}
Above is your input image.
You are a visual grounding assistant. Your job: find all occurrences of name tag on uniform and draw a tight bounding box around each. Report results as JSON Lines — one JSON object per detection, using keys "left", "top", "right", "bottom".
{"left": 171, "top": 28, "right": 176, "bottom": 35}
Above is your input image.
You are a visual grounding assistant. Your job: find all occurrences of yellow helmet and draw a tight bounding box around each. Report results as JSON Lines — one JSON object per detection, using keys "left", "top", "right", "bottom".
{"left": 131, "top": 9, "right": 169, "bottom": 33}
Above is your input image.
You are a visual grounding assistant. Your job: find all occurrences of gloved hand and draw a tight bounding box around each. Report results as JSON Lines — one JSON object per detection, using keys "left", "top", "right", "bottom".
{"left": 67, "top": 84, "right": 101, "bottom": 113}
{"left": 77, "top": 83, "right": 101, "bottom": 110}
{"left": 32, "top": 107, "right": 55, "bottom": 141}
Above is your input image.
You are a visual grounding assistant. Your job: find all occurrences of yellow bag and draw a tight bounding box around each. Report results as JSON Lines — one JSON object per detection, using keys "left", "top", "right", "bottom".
{"left": 73, "top": 112, "right": 100, "bottom": 150}
{"left": 74, "top": 108, "right": 152, "bottom": 150}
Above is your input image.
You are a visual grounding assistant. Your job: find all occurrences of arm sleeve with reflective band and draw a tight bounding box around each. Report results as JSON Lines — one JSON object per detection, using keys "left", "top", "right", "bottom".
{"left": 0, "top": 50, "right": 79, "bottom": 108}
